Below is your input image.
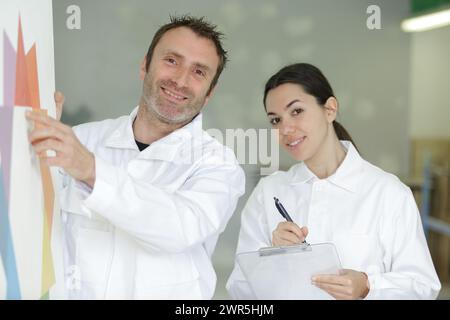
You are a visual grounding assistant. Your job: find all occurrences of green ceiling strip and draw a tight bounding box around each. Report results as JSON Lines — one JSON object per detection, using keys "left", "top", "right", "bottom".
{"left": 411, "top": 0, "right": 450, "bottom": 14}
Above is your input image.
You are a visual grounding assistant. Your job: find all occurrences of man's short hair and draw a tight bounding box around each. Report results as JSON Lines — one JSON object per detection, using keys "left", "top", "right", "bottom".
{"left": 145, "top": 15, "right": 228, "bottom": 95}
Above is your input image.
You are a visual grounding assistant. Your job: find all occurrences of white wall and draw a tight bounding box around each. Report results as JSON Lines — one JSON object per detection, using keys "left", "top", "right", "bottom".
{"left": 410, "top": 25, "right": 450, "bottom": 138}
{"left": 53, "top": 0, "right": 412, "bottom": 176}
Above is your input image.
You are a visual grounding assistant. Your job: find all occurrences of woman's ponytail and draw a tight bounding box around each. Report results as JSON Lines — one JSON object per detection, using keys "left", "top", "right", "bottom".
{"left": 333, "top": 121, "right": 358, "bottom": 151}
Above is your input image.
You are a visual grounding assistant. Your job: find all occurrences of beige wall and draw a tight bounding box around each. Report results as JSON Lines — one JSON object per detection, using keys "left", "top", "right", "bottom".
{"left": 409, "top": 26, "right": 450, "bottom": 138}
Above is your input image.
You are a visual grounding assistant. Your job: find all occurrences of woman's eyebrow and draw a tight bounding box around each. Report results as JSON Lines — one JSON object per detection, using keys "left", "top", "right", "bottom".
{"left": 285, "top": 99, "right": 301, "bottom": 109}
{"left": 267, "top": 98, "right": 303, "bottom": 116}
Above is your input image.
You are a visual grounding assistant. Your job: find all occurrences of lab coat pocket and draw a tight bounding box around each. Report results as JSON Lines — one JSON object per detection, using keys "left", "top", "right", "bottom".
{"left": 59, "top": 181, "right": 97, "bottom": 220}
{"left": 60, "top": 184, "right": 87, "bottom": 216}
{"left": 60, "top": 183, "right": 112, "bottom": 231}
{"left": 332, "top": 232, "right": 376, "bottom": 270}
{"left": 76, "top": 228, "right": 113, "bottom": 286}
{"left": 134, "top": 251, "right": 201, "bottom": 298}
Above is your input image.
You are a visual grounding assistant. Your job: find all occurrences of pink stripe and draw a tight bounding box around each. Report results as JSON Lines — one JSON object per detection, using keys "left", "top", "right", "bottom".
{"left": 0, "top": 108, "right": 13, "bottom": 201}
{"left": 3, "top": 31, "right": 16, "bottom": 108}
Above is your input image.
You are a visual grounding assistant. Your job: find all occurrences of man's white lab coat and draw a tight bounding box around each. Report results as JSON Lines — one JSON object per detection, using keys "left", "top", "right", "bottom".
{"left": 60, "top": 107, "right": 245, "bottom": 299}
{"left": 227, "top": 141, "right": 441, "bottom": 299}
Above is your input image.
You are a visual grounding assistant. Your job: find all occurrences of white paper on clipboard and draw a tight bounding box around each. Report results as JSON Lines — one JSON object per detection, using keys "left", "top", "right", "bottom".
{"left": 237, "top": 242, "right": 342, "bottom": 299}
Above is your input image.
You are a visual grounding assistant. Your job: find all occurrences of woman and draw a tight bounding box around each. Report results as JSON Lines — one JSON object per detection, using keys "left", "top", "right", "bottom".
{"left": 226, "top": 63, "right": 441, "bottom": 300}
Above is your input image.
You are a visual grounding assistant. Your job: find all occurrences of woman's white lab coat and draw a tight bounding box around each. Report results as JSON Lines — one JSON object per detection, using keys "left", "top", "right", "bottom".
{"left": 227, "top": 141, "right": 441, "bottom": 299}
{"left": 59, "top": 107, "right": 245, "bottom": 299}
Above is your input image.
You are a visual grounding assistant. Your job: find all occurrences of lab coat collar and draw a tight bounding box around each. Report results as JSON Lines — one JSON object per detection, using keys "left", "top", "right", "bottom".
{"left": 103, "top": 107, "right": 139, "bottom": 150}
{"left": 327, "top": 141, "right": 363, "bottom": 193}
{"left": 290, "top": 141, "right": 363, "bottom": 193}
{"left": 290, "top": 162, "right": 316, "bottom": 185}
{"left": 104, "top": 106, "right": 204, "bottom": 163}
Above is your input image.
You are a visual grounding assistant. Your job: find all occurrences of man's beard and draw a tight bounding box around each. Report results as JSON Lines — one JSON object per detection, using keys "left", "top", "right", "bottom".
{"left": 143, "top": 78, "right": 206, "bottom": 125}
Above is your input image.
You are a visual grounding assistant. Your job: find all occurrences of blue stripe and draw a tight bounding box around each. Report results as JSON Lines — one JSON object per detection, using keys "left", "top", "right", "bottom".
{"left": 0, "top": 167, "right": 21, "bottom": 299}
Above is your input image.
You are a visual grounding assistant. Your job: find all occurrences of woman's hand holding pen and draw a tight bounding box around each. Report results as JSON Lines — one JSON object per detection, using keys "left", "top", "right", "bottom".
{"left": 311, "top": 269, "right": 370, "bottom": 300}
{"left": 272, "top": 222, "right": 308, "bottom": 246}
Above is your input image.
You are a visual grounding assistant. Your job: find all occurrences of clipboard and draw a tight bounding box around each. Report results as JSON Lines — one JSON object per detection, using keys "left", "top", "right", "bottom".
{"left": 236, "top": 242, "right": 342, "bottom": 299}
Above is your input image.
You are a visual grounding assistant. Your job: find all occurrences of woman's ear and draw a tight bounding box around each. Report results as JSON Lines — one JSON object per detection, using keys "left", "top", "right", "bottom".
{"left": 324, "top": 97, "right": 338, "bottom": 123}
{"left": 139, "top": 57, "right": 147, "bottom": 81}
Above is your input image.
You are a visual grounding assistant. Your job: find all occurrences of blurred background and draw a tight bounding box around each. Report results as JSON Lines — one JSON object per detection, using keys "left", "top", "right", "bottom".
{"left": 52, "top": 0, "right": 450, "bottom": 299}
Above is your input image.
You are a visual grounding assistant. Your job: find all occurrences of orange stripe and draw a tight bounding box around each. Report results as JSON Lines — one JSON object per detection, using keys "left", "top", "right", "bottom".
{"left": 40, "top": 203, "right": 55, "bottom": 297}
{"left": 25, "top": 44, "right": 40, "bottom": 109}
{"left": 39, "top": 161, "right": 54, "bottom": 234}
{"left": 35, "top": 110, "right": 56, "bottom": 294}
{"left": 34, "top": 109, "right": 54, "bottom": 231}
{"left": 14, "top": 17, "right": 31, "bottom": 107}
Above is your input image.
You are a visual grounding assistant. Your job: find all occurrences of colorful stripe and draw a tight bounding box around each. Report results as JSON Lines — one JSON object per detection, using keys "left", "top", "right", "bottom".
{"left": 26, "top": 44, "right": 40, "bottom": 109}
{"left": 0, "top": 108, "right": 13, "bottom": 202}
{"left": 1, "top": 16, "right": 56, "bottom": 299}
{"left": 0, "top": 165, "right": 21, "bottom": 299}
{"left": 3, "top": 31, "right": 16, "bottom": 108}
{"left": 14, "top": 17, "right": 31, "bottom": 107}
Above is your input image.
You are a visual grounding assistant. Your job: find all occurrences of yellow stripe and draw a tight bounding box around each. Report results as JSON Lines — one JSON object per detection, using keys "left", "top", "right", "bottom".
{"left": 40, "top": 206, "right": 55, "bottom": 297}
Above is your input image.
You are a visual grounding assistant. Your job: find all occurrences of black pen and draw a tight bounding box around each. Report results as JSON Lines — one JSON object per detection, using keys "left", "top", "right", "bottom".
{"left": 273, "top": 197, "right": 293, "bottom": 222}
{"left": 273, "top": 197, "right": 307, "bottom": 244}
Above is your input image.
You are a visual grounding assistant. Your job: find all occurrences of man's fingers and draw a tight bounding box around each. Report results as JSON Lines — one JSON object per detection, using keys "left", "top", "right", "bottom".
{"left": 26, "top": 110, "right": 57, "bottom": 125}
{"left": 54, "top": 91, "right": 65, "bottom": 106}
{"left": 32, "top": 138, "right": 67, "bottom": 155}
{"left": 41, "top": 153, "right": 63, "bottom": 166}
{"left": 28, "top": 126, "right": 67, "bottom": 144}
{"left": 26, "top": 110, "right": 70, "bottom": 133}
{"left": 54, "top": 91, "right": 65, "bottom": 121}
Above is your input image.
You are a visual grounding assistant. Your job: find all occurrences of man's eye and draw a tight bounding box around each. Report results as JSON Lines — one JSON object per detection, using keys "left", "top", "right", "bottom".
{"left": 166, "top": 58, "right": 176, "bottom": 64}
{"left": 195, "top": 69, "right": 205, "bottom": 77}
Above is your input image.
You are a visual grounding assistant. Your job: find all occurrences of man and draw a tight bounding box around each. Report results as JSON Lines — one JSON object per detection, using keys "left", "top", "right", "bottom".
{"left": 27, "top": 15, "right": 245, "bottom": 299}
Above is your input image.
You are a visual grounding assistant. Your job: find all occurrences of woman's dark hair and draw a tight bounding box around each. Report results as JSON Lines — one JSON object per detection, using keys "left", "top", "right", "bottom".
{"left": 263, "top": 63, "right": 357, "bottom": 149}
